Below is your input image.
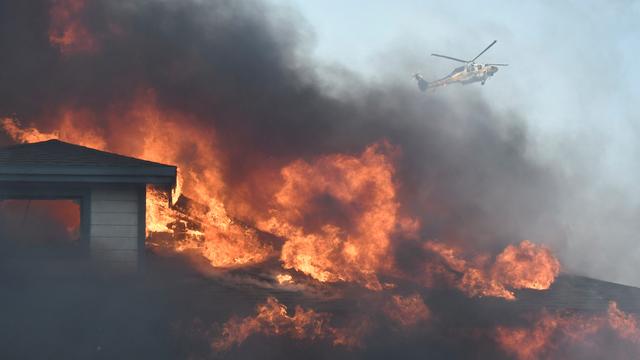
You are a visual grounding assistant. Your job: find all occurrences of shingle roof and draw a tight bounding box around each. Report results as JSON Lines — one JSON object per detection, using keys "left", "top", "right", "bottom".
{"left": 0, "top": 139, "right": 176, "bottom": 184}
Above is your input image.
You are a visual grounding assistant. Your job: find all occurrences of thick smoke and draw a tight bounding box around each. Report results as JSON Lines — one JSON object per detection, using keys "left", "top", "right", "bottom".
{"left": 3, "top": 0, "right": 628, "bottom": 359}
{"left": 0, "top": 0, "right": 562, "bottom": 256}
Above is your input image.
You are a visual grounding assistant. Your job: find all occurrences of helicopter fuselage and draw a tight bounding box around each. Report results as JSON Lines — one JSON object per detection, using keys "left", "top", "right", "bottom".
{"left": 440, "top": 63, "right": 499, "bottom": 86}
{"left": 415, "top": 40, "right": 506, "bottom": 91}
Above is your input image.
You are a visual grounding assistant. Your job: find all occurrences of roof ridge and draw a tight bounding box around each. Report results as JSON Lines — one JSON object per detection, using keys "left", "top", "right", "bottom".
{"left": 0, "top": 139, "right": 176, "bottom": 169}
{"left": 50, "top": 139, "right": 176, "bottom": 168}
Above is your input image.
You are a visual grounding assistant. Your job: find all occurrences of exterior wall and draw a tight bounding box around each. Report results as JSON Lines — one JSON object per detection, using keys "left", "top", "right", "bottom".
{"left": 90, "top": 185, "right": 144, "bottom": 271}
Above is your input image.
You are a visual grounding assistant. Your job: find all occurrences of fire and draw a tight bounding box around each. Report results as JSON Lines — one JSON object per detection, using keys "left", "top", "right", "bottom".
{"left": 257, "top": 143, "right": 400, "bottom": 290}
{"left": 3, "top": 1, "right": 630, "bottom": 356}
{"left": 3, "top": 114, "right": 564, "bottom": 292}
{"left": 1, "top": 93, "right": 273, "bottom": 268}
{"left": 495, "top": 301, "right": 640, "bottom": 360}
{"left": 2, "top": 111, "right": 564, "bottom": 302}
{"left": 607, "top": 301, "right": 640, "bottom": 343}
{"left": 424, "top": 240, "right": 560, "bottom": 300}
{"left": 145, "top": 188, "right": 174, "bottom": 234}
{"left": 49, "top": 0, "right": 98, "bottom": 54}
{"left": 119, "top": 96, "right": 274, "bottom": 268}
{"left": 276, "top": 274, "right": 294, "bottom": 284}
{"left": 492, "top": 240, "right": 560, "bottom": 291}
{"left": 0, "top": 199, "right": 81, "bottom": 241}
{"left": 212, "top": 297, "right": 366, "bottom": 351}
{"left": 383, "top": 294, "right": 430, "bottom": 328}
{"left": 2, "top": 118, "right": 57, "bottom": 143}
{"left": 1, "top": 117, "right": 105, "bottom": 148}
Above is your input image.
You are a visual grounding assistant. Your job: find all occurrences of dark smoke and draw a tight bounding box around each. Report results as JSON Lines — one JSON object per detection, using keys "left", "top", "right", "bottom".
{"left": 3, "top": 0, "right": 631, "bottom": 359}
{"left": 0, "top": 0, "right": 562, "bottom": 253}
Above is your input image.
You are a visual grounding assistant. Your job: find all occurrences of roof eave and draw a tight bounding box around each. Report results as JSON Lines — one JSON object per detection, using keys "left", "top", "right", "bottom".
{"left": 0, "top": 165, "right": 177, "bottom": 177}
{"left": 0, "top": 173, "right": 176, "bottom": 185}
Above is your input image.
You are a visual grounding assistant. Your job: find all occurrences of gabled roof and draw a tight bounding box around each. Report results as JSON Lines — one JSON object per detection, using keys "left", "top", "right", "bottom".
{"left": 0, "top": 139, "right": 176, "bottom": 184}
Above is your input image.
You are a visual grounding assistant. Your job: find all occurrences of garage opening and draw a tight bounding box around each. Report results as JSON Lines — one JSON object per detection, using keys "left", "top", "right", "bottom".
{"left": 0, "top": 199, "right": 82, "bottom": 256}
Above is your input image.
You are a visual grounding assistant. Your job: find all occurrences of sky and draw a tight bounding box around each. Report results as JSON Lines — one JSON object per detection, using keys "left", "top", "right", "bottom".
{"left": 273, "top": 0, "right": 640, "bottom": 285}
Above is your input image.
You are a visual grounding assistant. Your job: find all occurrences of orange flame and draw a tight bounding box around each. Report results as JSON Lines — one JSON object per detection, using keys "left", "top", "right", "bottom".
{"left": 424, "top": 240, "right": 560, "bottom": 300}
{"left": 492, "top": 240, "right": 560, "bottom": 291}
{"left": 257, "top": 143, "right": 400, "bottom": 290}
{"left": 607, "top": 301, "right": 640, "bottom": 343}
{"left": 1, "top": 93, "right": 272, "bottom": 269}
{"left": 383, "top": 294, "right": 430, "bottom": 328}
{"left": 495, "top": 301, "right": 640, "bottom": 360}
{"left": 0, "top": 199, "right": 81, "bottom": 240}
{"left": 1, "top": 117, "right": 106, "bottom": 149}
{"left": 212, "top": 297, "right": 367, "bottom": 351}
{"left": 2, "top": 105, "right": 562, "bottom": 298}
{"left": 276, "top": 273, "right": 294, "bottom": 285}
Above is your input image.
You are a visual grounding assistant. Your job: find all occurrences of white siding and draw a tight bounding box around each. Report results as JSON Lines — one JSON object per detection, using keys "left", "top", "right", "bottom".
{"left": 92, "top": 236, "right": 138, "bottom": 250}
{"left": 91, "top": 224, "right": 138, "bottom": 237}
{"left": 91, "top": 200, "right": 138, "bottom": 213}
{"left": 90, "top": 186, "right": 140, "bottom": 270}
{"left": 91, "top": 212, "right": 138, "bottom": 226}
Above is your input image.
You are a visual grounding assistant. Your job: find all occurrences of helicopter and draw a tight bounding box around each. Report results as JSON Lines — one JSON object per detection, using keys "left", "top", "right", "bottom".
{"left": 414, "top": 40, "right": 508, "bottom": 91}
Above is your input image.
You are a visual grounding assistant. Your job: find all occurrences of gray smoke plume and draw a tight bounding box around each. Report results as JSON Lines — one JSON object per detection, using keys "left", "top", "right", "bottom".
{"left": 0, "top": 0, "right": 562, "bottom": 256}
{"left": 4, "top": 1, "right": 638, "bottom": 359}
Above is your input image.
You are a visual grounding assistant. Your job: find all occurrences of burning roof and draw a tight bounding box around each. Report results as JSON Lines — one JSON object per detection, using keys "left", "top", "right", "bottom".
{"left": 0, "top": 139, "right": 176, "bottom": 183}
{"left": 0, "top": 0, "right": 638, "bottom": 359}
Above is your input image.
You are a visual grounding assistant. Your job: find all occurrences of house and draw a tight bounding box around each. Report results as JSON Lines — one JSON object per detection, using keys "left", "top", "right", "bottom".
{"left": 0, "top": 139, "right": 177, "bottom": 270}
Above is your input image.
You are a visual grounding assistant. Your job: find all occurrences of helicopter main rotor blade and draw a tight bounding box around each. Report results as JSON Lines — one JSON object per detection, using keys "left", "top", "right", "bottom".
{"left": 486, "top": 63, "right": 508, "bottom": 66}
{"left": 431, "top": 53, "right": 468, "bottom": 63}
{"left": 471, "top": 40, "right": 497, "bottom": 62}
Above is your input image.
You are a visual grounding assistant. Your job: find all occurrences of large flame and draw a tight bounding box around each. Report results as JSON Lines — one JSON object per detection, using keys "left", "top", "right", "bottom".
{"left": 1, "top": 1, "right": 630, "bottom": 357}
{"left": 2, "top": 114, "right": 562, "bottom": 293}
{"left": 1, "top": 92, "right": 273, "bottom": 268}
{"left": 257, "top": 143, "right": 400, "bottom": 290}
{"left": 2, "top": 113, "right": 562, "bottom": 297}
